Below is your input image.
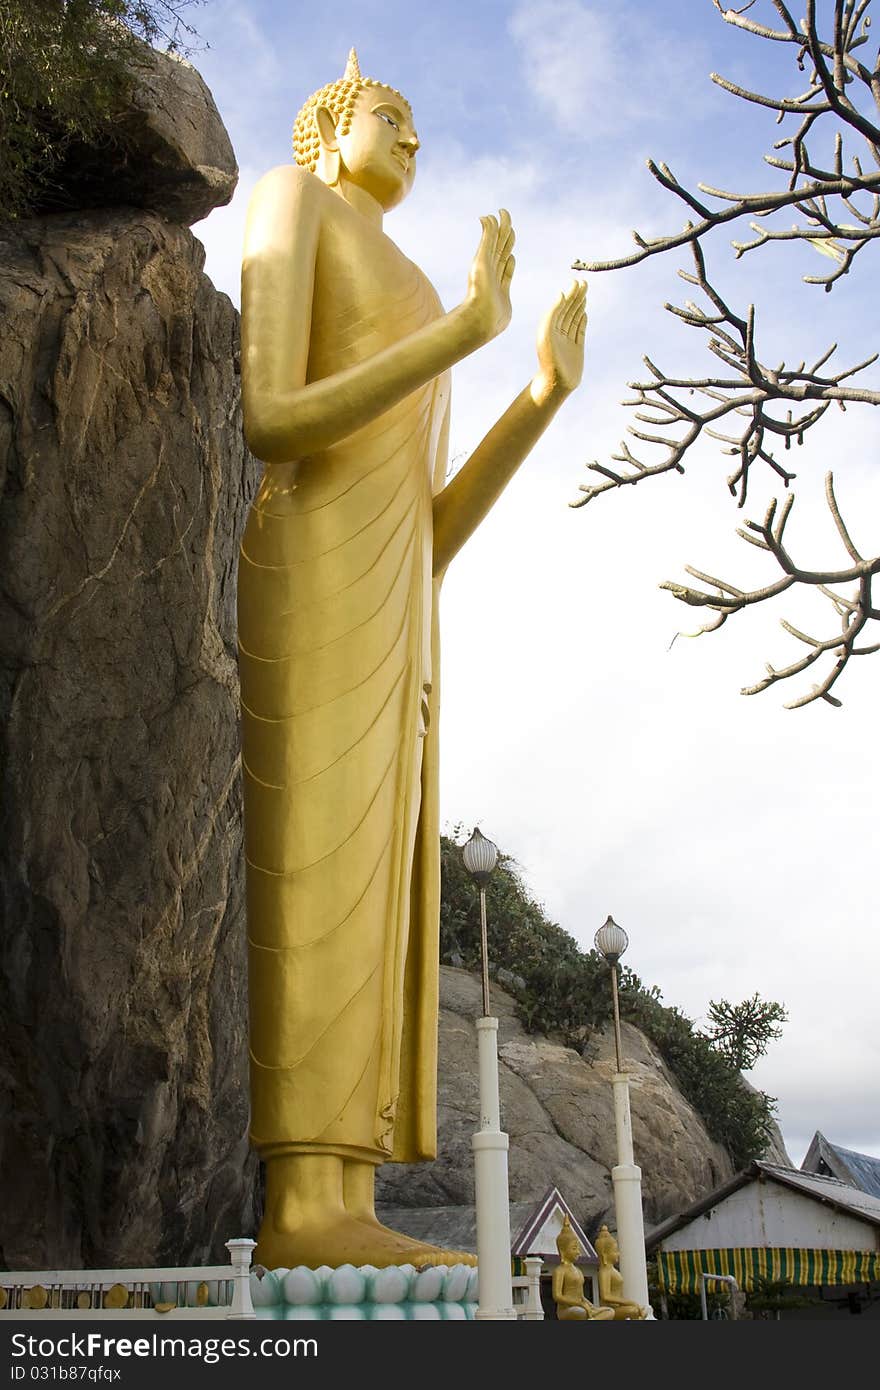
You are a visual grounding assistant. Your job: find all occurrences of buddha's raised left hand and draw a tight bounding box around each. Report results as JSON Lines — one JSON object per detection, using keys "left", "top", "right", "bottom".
{"left": 532, "top": 279, "right": 587, "bottom": 404}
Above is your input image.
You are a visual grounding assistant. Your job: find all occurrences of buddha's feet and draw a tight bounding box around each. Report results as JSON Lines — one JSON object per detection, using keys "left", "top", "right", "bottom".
{"left": 255, "top": 1211, "right": 476, "bottom": 1271}
{"left": 355, "top": 1208, "right": 477, "bottom": 1268}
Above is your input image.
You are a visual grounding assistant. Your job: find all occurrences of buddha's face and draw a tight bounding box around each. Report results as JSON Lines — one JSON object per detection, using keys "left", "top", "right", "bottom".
{"left": 558, "top": 1233, "right": 579, "bottom": 1262}
{"left": 334, "top": 86, "right": 419, "bottom": 210}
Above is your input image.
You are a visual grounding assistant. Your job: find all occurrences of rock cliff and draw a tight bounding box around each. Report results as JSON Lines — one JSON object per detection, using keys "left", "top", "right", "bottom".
{"left": 0, "top": 43, "right": 787, "bottom": 1272}
{"left": 0, "top": 44, "right": 259, "bottom": 1271}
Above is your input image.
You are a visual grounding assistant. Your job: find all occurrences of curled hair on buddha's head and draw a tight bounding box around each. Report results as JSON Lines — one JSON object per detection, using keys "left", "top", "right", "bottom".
{"left": 556, "top": 1214, "right": 580, "bottom": 1259}
{"left": 292, "top": 48, "right": 412, "bottom": 173}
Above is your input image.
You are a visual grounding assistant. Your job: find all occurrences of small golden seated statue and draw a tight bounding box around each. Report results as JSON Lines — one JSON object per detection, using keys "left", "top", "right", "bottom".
{"left": 552, "top": 1216, "right": 614, "bottom": 1321}
{"left": 595, "top": 1225, "right": 649, "bottom": 1319}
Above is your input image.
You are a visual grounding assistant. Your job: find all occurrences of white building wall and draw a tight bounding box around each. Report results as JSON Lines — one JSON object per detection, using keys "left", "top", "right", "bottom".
{"left": 662, "top": 1181, "right": 880, "bottom": 1252}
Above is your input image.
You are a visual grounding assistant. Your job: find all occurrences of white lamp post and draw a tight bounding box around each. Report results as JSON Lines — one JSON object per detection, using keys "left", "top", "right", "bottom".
{"left": 462, "top": 828, "right": 516, "bottom": 1321}
{"left": 593, "top": 915, "right": 654, "bottom": 1318}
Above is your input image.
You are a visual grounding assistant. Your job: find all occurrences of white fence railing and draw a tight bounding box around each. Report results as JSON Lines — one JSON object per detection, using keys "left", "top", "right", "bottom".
{"left": 0, "top": 1239, "right": 256, "bottom": 1319}
{"left": 512, "top": 1258, "right": 544, "bottom": 1320}
{"left": 2, "top": 1244, "right": 543, "bottom": 1321}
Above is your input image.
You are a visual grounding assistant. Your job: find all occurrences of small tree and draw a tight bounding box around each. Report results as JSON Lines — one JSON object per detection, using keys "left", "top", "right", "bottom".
{"left": 0, "top": 0, "right": 204, "bottom": 219}
{"left": 571, "top": 0, "right": 880, "bottom": 708}
{"left": 705, "top": 993, "right": 788, "bottom": 1070}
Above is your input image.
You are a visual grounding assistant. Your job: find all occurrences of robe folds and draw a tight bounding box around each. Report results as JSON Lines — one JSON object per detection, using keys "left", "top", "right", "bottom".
{"left": 238, "top": 262, "right": 450, "bottom": 1164}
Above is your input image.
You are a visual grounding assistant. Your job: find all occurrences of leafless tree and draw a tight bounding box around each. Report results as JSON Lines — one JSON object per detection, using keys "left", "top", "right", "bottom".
{"left": 572, "top": 0, "right": 880, "bottom": 707}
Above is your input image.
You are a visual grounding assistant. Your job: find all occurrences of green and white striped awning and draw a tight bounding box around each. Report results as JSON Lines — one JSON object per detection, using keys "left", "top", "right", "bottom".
{"left": 656, "top": 1247, "right": 880, "bottom": 1293}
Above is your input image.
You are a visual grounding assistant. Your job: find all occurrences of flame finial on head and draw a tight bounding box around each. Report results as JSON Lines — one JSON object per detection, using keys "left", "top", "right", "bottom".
{"left": 344, "top": 48, "right": 361, "bottom": 81}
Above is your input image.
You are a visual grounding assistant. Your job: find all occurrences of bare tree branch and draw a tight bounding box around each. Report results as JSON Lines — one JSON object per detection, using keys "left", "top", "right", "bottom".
{"left": 660, "top": 474, "right": 880, "bottom": 708}
{"left": 570, "top": 2, "right": 880, "bottom": 705}
{"left": 573, "top": 0, "right": 880, "bottom": 278}
{"left": 573, "top": 166, "right": 880, "bottom": 275}
{"left": 570, "top": 243, "right": 879, "bottom": 510}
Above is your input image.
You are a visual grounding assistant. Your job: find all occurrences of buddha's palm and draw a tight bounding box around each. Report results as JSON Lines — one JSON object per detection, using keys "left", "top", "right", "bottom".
{"left": 536, "top": 280, "right": 587, "bottom": 395}
{"left": 465, "top": 208, "right": 516, "bottom": 341}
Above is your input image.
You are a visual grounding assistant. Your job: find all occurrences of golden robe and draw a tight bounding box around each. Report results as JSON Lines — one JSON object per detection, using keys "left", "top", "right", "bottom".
{"left": 238, "top": 261, "right": 449, "bottom": 1165}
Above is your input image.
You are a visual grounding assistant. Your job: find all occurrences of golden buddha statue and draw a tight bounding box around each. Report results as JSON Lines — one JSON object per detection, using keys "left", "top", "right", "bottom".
{"left": 595, "top": 1225, "right": 649, "bottom": 1319}
{"left": 238, "top": 49, "right": 587, "bottom": 1271}
{"left": 552, "top": 1217, "right": 614, "bottom": 1321}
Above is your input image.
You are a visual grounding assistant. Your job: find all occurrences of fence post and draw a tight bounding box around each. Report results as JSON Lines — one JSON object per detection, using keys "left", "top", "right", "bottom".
{"left": 522, "top": 1257, "right": 544, "bottom": 1320}
{"left": 225, "top": 1239, "right": 257, "bottom": 1319}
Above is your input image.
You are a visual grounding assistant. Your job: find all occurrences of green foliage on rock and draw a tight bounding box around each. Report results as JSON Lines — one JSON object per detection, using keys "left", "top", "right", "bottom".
{"left": 439, "top": 830, "right": 778, "bottom": 1169}
{"left": 623, "top": 987, "right": 777, "bottom": 1170}
{"left": 0, "top": 0, "right": 202, "bottom": 218}
{"left": 440, "top": 830, "right": 613, "bottom": 1050}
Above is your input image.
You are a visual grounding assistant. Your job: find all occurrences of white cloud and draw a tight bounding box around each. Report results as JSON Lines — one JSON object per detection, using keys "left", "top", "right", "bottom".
{"left": 509, "top": 0, "right": 617, "bottom": 134}
{"left": 508, "top": 0, "right": 710, "bottom": 136}
{"left": 196, "top": 0, "right": 283, "bottom": 116}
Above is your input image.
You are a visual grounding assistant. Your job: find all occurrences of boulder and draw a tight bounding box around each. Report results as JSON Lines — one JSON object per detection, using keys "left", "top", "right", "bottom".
{"left": 37, "top": 44, "right": 237, "bottom": 224}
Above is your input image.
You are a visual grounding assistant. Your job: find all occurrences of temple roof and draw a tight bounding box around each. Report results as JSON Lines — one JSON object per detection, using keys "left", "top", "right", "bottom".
{"left": 801, "top": 1131, "right": 880, "bottom": 1200}
{"left": 646, "top": 1160, "right": 880, "bottom": 1250}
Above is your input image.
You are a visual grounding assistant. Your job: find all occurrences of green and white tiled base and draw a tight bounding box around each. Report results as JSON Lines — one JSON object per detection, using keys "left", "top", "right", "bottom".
{"left": 250, "top": 1263, "right": 479, "bottom": 1320}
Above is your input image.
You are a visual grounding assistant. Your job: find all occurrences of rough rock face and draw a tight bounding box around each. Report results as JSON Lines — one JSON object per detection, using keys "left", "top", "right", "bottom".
{"left": 40, "top": 45, "right": 237, "bottom": 224}
{"left": 377, "top": 967, "right": 790, "bottom": 1235}
{"left": 0, "top": 209, "right": 259, "bottom": 1269}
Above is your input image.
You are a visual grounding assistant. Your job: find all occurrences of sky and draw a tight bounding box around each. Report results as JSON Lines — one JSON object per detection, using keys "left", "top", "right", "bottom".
{"left": 186, "top": 0, "right": 879, "bottom": 1170}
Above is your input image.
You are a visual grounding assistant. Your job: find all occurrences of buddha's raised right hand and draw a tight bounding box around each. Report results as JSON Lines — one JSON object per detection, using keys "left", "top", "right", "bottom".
{"left": 461, "top": 208, "right": 516, "bottom": 346}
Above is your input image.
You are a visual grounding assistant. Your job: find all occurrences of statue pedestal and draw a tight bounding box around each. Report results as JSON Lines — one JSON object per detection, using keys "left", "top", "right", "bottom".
{"left": 249, "top": 1263, "right": 479, "bottom": 1321}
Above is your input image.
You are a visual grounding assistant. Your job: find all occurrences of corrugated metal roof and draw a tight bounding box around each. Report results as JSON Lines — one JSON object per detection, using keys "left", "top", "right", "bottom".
{"left": 802, "top": 1131, "right": 880, "bottom": 1200}
{"left": 836, "top": 1148, "right": 880, "bottom": 1200}
{"left": 646, "top": 1160, "right": 880, "bottom": 1250}
{"left": 758, "top": 1161, "right": 880, "bottom": 1221}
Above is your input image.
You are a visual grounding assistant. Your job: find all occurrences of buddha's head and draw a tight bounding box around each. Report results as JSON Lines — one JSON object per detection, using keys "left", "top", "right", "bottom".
{"left": 595, "top": 1225, "right": 619, "bottom": 1266}
{"left": 556, "top": 1214, "right": 581, "bottom": 1263}
{"left": 293, "top": 50, "right": 419, "bottom": 212}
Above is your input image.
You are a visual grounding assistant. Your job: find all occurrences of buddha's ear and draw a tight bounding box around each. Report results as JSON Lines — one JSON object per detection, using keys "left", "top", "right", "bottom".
{"left": 315, "top": 105, "right": 341, "bottom": 186}
{"left": 315, "top": 105, "right": 338, "bottom": 150}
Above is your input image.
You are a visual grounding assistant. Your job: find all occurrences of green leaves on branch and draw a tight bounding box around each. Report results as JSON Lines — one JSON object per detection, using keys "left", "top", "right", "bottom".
{"left": 439, "top": 831, "right": 612, "bottom": 1050}
{"left": 624, "top": 988, "right": 778, "bottom": 1170}
{"left": 705, "top": 994, "right": 788, "bottom": 1072}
